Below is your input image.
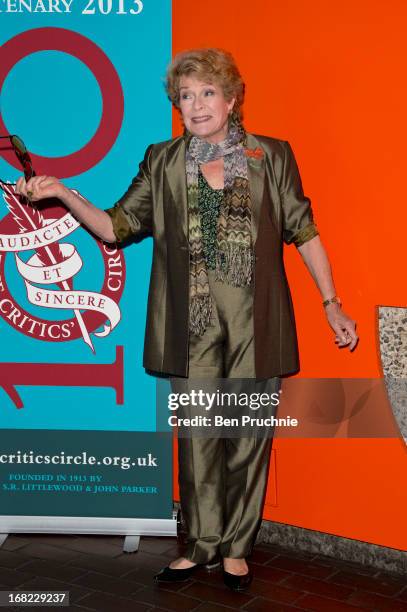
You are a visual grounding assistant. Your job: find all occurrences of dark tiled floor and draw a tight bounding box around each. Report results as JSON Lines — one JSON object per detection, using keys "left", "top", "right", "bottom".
{"left": 0, "top": 532, "right": 406, "bottom": 611}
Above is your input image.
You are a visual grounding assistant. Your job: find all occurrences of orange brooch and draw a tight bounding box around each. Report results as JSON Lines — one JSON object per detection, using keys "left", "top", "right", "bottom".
{"left": 244, "top": 147, "right": 264, "bottom": 159}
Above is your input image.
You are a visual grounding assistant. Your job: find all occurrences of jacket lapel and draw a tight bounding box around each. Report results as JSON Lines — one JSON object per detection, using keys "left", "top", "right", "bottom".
{"left": 245, "top": 133, "right": 266, "bottom": 246}
{"left": 165, "top": 132, "right": 265, "bottom": 246}
{"left": 165, "top": 136, "right": 189, "bottom": 241}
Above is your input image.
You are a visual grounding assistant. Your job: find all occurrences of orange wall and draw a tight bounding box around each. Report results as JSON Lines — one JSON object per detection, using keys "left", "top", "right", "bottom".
{"left": 172, "top": 0, "right": 407, "bottom": 550}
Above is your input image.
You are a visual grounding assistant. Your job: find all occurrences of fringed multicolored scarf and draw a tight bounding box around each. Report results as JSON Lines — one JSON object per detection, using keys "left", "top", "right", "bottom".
{"left": 186, "top": 123, "right": 254, "bottom": 336}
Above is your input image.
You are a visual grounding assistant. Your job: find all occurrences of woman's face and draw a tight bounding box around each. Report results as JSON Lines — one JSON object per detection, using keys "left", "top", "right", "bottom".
{"left": 178, "top": 74, "right": 235, "bottom": 144}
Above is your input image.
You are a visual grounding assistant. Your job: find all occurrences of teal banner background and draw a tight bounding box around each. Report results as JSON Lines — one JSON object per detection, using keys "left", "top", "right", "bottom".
{"left": 0, "top": 1, "right": 173, "bottom": 519}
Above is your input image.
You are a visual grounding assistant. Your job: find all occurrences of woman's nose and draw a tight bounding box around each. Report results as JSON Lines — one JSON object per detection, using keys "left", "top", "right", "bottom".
{"left": 192, "top": 96, "right": 204, "bottom": 111}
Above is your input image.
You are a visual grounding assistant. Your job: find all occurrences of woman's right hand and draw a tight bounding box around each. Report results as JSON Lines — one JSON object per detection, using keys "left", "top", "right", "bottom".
{"left": 16, "top": 175, "right": 67, "bottom": 202}
{"left": 16, "top": 174, "right": 116, "bottom": 243}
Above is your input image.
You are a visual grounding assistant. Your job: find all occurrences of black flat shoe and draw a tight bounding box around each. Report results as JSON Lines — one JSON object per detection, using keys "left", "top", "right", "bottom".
{"left": 154, "top": 554, "right": 221, "bottom": 583}
{"left": 154, "top": 563, "right": 199, "bottom": 583}
{"left": 223, "top": 568, "right": 253, "bottom": 591}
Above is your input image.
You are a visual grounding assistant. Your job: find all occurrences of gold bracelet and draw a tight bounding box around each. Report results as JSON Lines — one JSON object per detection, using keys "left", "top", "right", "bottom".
{"left": 323, "top": 296, "right": 342, "bottom": 308}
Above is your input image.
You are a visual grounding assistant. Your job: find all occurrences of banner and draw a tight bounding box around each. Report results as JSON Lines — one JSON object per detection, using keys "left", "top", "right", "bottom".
{"left": 0, "top": 0, "right": 175, "bottom": 534}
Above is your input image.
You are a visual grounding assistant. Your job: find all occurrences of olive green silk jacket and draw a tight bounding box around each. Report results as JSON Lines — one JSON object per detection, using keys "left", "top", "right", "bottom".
{"left": 105, "top": 133, "right": 318, "bottom": 379}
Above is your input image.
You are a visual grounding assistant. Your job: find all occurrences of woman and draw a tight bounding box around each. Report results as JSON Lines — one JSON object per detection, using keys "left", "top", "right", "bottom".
{"left": 16, "top": 48, "right": 358, "bottom": 591}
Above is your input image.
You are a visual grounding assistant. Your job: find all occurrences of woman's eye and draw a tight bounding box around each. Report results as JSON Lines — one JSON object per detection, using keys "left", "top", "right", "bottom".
{"left": 181, "top": 93, "right": 191, "bottom": 100}
{"left": 204, "top": 90, "right": 215, "bottom": 96}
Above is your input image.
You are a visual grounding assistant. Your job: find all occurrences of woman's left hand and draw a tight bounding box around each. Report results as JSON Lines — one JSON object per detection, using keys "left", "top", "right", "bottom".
{"left": 325, "top": 304, "right": 358, "bottom": 350}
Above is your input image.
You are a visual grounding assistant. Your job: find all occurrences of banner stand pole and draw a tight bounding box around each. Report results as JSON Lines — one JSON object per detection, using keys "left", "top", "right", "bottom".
{"left": 123, "top": 535, "right": 140, "bottom": 553}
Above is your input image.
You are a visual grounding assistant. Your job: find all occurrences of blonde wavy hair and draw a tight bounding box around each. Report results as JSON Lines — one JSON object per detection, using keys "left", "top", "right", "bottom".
{"left": 165, "top": 48, "right": 245, "bottom": 121}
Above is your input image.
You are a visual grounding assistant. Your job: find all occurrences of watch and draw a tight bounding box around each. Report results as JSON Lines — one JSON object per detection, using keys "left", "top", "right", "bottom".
{"left": 322, "top": 296, "right": 342, "bottom": 308}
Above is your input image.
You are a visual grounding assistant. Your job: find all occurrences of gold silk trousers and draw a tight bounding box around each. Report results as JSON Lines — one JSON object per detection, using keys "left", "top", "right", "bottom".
{"left": 174, "top": 270, "right": 280, "bottom": 562}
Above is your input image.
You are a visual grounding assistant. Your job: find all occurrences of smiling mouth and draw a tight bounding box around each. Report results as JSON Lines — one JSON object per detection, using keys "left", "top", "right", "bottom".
{"left": 191, "top": 116, "right": 212, "bottom": 123}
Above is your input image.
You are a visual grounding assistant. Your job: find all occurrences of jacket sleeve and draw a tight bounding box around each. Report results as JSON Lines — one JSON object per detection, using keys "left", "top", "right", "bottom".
{"left": 104, "top": 144, "right": 153, "bottom": 243}
{"left": 279, "top": 140, "right": 319, "bottom": 247}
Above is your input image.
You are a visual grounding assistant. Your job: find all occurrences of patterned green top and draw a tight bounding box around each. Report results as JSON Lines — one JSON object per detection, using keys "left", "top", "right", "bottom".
{"left": 198, "top": 170, "right": 223, "bottom": 270}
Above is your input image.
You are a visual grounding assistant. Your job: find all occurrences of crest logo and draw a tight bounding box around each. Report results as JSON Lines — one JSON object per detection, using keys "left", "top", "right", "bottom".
{"left": 0, "top": 183, "right": 125, "bottom": 351}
